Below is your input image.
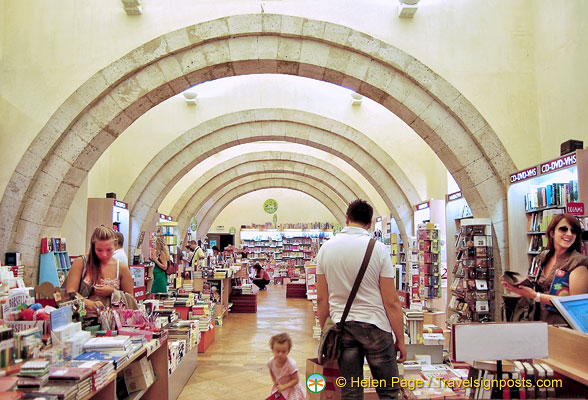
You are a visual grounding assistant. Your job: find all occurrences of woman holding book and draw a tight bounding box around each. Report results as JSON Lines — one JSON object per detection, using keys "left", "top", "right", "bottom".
{"left": 502, "top": 214, "right": 588, "bottom": 324}
{"left": 150, "top": 237, "right": 169, "bottom": 294}
{"left": 66, "top": 226, "right": 134, "bottom": 314}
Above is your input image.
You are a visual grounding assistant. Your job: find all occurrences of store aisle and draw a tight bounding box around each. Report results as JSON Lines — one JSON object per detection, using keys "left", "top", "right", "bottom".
{"left": 178, "top": 284, "right": 317, "bottom": 399}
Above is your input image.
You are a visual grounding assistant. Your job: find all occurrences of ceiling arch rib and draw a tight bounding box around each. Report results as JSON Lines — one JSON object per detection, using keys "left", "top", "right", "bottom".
{"left": 195, "top": 176, "right": 346, "bottom": 238}
{"left": 169, "top": 159, "right": 362, "bottom": 245}
{"left": 0, "top": 14, "right": 516, "bottom": 283}
{"left": 125, "top": 112, "right": 417, "bottom": 254}
{"left": 169, "top": 152, "right": 373, "bottom": 220}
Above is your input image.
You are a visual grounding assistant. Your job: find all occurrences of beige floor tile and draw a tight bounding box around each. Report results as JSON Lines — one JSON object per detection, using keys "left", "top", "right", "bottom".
{"left": 178, "top": 284, "right": 316, "bottom": 398}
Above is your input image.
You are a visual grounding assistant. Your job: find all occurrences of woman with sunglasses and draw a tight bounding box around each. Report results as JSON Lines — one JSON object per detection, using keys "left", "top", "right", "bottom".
{"left": 502, "top": 214, "right": 588, "bottom": 324}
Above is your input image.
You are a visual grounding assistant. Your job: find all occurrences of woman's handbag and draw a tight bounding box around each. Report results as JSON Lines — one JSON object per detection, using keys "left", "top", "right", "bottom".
{"left": 165, "top": 258, "right": 176, "bottom": 275}
{"left": 317, "top": 239, "right": 376, "bottom": 365}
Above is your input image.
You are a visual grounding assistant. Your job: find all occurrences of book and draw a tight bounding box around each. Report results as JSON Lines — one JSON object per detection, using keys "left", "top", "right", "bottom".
{"left": 0, "top": 376, "right": 18, "bottom": 391}
{"left": 83, "top": 336, "right": 131, "bottom": 352}
{"left": 49, "top": 367, "right": 92, "bottom": 381}
{"left": 74, "top": 351, "right": 128, "bottom": 369}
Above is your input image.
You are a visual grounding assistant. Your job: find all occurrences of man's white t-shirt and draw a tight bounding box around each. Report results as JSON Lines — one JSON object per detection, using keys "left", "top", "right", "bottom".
{"left": 112, "top": 248, "right": 128, "bottom": 265}
{"left": 316, "top": 226, "right": 396, "bottom": 333}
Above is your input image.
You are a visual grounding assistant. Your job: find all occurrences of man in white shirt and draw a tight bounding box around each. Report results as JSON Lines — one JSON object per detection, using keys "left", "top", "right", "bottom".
{"left": 112, "top": 231, "right": 129, "bottom": 265}
{"left": 317, "top": 199, "right": 406, "bottom": 400}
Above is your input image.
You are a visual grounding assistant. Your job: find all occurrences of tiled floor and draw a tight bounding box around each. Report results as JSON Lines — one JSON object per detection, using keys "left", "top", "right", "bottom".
{"left": 178, "top": 284, "right": 317, "bottom": 399}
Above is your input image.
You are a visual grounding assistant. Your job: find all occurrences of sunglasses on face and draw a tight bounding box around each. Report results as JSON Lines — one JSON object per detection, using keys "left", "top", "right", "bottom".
{"left": 557, "top": 226, "right": 577, "bottom": 234}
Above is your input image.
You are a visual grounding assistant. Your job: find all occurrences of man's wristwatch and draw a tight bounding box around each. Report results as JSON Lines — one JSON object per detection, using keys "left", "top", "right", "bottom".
{"left": 534, "top": 293, "right": 542, "bottom": 302}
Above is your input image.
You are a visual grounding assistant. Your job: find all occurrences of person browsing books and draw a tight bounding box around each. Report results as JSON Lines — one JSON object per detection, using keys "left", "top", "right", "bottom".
{"left": 65, "top": 226, "right": 134, "bottom": 314}
{"left": 316, "top": 199, "right": 406, "bottom": 400}
{"left": 252, "top": 263, "right": 270, "bottom": 290}
{"left": 501, "top": 214, "right": 588, "bottom": 324}
{"left": 150, "top": 237, "right": 169, "bottom": 294}
{"left": 188, "top": 240, "right": 205, "bottom": 269}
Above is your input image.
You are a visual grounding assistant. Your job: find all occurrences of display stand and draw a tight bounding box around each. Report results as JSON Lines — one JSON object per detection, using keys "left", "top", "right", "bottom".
{"left": 448, "top": 219, "right": 494, "bottom": 323}
{"left": 38, "top": 251, "right": 71, "bottom": 287}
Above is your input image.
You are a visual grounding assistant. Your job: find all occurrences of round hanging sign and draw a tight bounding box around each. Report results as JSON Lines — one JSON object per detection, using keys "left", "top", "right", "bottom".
{"left": 263, "top": 199, "right": 278, "bottom": 214}
{"left": 190, "top": 216, "right": 198, "bottom": 231}
{"left": 229, "top": 226, "right": 236, "bottom": 235}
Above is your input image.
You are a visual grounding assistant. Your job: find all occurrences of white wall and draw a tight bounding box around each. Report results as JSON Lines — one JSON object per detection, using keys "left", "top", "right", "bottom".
{"left": 210, "top": 188, "right": 336, "bottom": 231}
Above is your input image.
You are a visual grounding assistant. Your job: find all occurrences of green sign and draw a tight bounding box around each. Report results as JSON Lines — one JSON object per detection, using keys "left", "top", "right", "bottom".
{"left": 333, "top": 223, "right": 343, "bottom": 236}
{"left": 229, "top": 226, "right": 236, "bottom": 235}
{"left": 263, "top": 199, "right": 278, "bottom": 214}
{"left": 273, "top": 214, "right": 278, "bottom": 227}
{"left": 190, "top": 216, "right": 198, "bottom": 231}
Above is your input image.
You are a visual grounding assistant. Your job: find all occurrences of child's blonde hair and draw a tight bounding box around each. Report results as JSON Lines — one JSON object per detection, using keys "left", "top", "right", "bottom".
{"left": 269, "top": 332, "right": 292, "bottom": 351}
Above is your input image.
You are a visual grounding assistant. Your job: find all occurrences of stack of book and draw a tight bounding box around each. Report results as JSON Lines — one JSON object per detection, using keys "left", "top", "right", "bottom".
{"left": 16, "top": 360, "right": 50, "bottom": 389}
{"left": 161, "top": 298, "right": 176, "bottom": 309}
{"left": 404, "top": 310, "right": 424, "bottom": 344}
{"left": 48, "top": 366, "right": 93, "bottom": 399}
{"left": 312, "top": 300, "right": 321, "bottom": 339}
{"left": 213, "top": 269, "right": 228, "bottom": 278}
{"left": 422, "top": 324, "right": 445, "bottom": 346}
{"left": 68, "top": 360, "right": 114, "bottom": 391}
{"left": 21, "top": 383, "right": 77, "bottom": 400}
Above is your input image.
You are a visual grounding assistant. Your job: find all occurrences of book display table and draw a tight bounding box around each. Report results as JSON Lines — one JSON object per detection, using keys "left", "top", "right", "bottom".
{"left": 286, "top": 283, "right": 307, "bottom": 298}
{"left": 197, "top": 325, "right": 215, "bottom": 353}
{"left": 229, "top": 293, "right": 257, "bottom": 313}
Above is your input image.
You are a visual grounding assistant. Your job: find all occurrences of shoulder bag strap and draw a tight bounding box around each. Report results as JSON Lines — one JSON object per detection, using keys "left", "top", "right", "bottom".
{"left": 80, "top": 255, "right": 88, "bottom": 284}
{"left": 340, "top": 238, "right": 376, "bottom": 327}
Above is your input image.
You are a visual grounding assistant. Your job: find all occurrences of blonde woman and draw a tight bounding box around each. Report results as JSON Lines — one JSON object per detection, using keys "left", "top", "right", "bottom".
{"left": 66, "top": 226, "right": 134, "bottom": 314}
{"left": 150, "top": 237, "right": 169, "bottom": 294}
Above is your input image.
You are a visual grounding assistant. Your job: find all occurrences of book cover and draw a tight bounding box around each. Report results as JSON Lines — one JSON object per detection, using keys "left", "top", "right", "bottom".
{"left": 49, "top": 367, "right": 92, "bottom": 380}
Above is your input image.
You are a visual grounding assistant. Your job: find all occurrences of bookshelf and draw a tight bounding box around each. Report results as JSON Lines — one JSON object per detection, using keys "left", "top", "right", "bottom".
{"left": 240, "top": 228, "right": 333, "bottom": 267}
{"left": 38, "top": 251, "right": 71, "bottom": 287}
{"left": 157, "top": 221, "right": 179, "bottom": 265}
{"left": 448, "top": 219, "right": 494, "bottom": 323}
{"left": 305, "top": 263, "right": 317, "bottom": 300}
{"left": 507, "top": 149, "right": 588, "bottom": 277}
{"left": 416, "top": 223, "right": 442, "bottom": 310}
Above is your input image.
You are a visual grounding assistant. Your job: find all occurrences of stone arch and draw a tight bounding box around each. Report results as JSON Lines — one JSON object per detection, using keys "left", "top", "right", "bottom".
{"left": 170, "top": 158, "right": 365, "bottom": 242}
{"left": 0, "top": 14, "right": 516, "bottom": 283}
{"left": 125, "top": 111, "right": 418, "bottom": 254}
{"left": 170, "top": 152, "right": 372, "bottom": 219}
{"left": 194, "top": 176, "right": 346, "bottom": 238}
